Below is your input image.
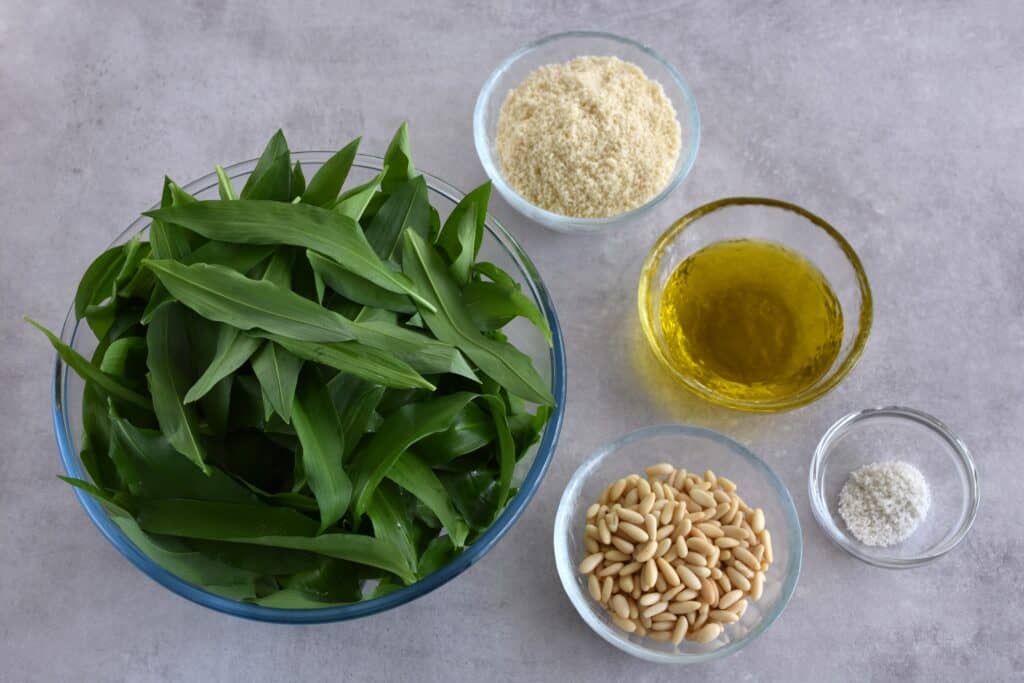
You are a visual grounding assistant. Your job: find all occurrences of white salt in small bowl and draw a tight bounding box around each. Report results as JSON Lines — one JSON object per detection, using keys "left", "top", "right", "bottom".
{"left": 808, "top": 406, "right": 979, "bottom": 568}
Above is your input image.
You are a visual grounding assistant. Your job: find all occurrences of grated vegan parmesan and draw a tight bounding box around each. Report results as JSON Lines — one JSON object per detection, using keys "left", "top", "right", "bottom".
{"left": 838, "top": 461, "right": 931, "bottom": 547}
{"left": 495, "top": 56, "right": 681, "bottom": 218}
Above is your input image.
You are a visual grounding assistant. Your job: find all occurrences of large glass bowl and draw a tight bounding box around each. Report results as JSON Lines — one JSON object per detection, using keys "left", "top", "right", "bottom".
{"left": 638, "top": 197, "right": 873, "bottom": 412}
{"left": 553, "top": 425, "right": 802, "bottom": 663}
{"left": 473, "top": 31, "right": 701, "bottom": 233}
{"left": 50, "top": 153, "right": 567, "bottom": 623}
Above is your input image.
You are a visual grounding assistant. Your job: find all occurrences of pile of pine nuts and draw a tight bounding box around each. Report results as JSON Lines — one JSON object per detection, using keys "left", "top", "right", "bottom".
{"left": 578, "top": 464, "right": 772, "bottom": 645}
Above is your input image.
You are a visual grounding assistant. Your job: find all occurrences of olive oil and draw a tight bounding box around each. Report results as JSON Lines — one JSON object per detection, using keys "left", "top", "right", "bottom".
{"left": 658, "top": 239, "right": 843, "bottom": 402}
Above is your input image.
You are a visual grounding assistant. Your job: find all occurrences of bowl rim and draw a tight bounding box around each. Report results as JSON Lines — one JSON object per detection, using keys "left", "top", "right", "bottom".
{"left": 51, "top": 152, "right": 568, "bottom": 623}
{"left": 637, "top": 196, "right": 874, "bottom": 412}
{"left": 472, "top": 29, "right": 701, "bottom": 231}
{"left": 553, "top": 424, "right": 803, "bottom": 663}
{"left": 807, "top": 405, "right": 980, "bottom": 568}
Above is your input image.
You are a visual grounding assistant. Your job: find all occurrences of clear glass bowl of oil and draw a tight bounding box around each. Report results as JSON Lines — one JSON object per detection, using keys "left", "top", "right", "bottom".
{"left": 638, "top": 197, "right": 872, "bottom": 412}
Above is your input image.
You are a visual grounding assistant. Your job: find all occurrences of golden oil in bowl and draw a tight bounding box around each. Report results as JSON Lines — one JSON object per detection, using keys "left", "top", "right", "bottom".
{"left": 658, "top": 239, "right": 843, "bottom": 403}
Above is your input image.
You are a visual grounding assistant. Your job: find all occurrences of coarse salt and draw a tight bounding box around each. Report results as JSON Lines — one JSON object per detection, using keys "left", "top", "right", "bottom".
{"left": 838, "top": 460, "right": 930, "bottom": 547}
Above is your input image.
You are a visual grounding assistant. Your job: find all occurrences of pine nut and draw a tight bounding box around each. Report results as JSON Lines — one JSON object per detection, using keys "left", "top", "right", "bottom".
{"left": 662, "top": 584, "right": 686, "bottom": 601}
{"left": 610, "top": 535, "right": 635, "bottom": 554}
{"left": 612, "top": 614, "right": 637, "bottom": 633}
{"left": 656, "top": 524, "right": 674, "bottom": 541}
{"left": 610, "top": 478, "right": 629, "bottom": 503}
{"left": 672, "top": 501, "right": 688, "bottom": 526}
{"left": 623, "top": 488, "right": 639, "bottom": 506}
{"left": 607, "top": 511, "right": 619, "bottom": 533}
{"left": 636, "top": 478, "right": 652, "bottom": 498}
{"left": 686, "top": 611, "right": 697, "bottom": 626}
{"left": 700, "top": 578, "right": 717, "bottom": 605}
{"left": 674, "top": 589, "right": 698, "bottom": 602}
{"left": 638, "top": 492, "right": 656, "bottom": 516}
{"left": 718, "top": 476, "right": 737, "bottom": 492}
{"left": 632, "top": 582, "right": 642, "bottom": 600}
{"left": 696, "top": 522, "right": 724, "bottom": 538}
{"left": 642, "top": 601, "right": 669, "bottom": 619}
{"left": 585, "top": 524, "right": 599, "bottom": 539}
{"left": 704, "top": 469, "right": 717, "bottom": 486}
{"left": 751, "top": 508, "right": 765, "bottom": 534}
{"left": 601, "top": 576, "right": 613, "bottom": 603}
{"left": 677, "top": 564, "right": 702, "bottom": 591}
{"left": 644, "top": 514, "right": 658, "bottom": 539}
{"left": 728, "top": 599, "right": 748, "bottom": 617}
{"left": 616, "top": 507, "right": 644, "bottom": 525}
{"left": 597, "top": 517, "right": 611, "bottom": 544}
{"left": 657, "top": 557, "right": 681, "bottom": 587}
{"left": 716, "top": 537, "right": 741, "bottom": 549}
{"left": 726, "top": 567, "right": 751, "bottom": 592}
{"left": 720, "top": 550, "right": 732, "bottom": 561}
{"left": 586, "top": 503, "right": 601, "bottom": 520}
{"left": 648, "top": 631, "right": 672, "bottom": 642}
{"left": 713, "top": 489, "right": 731, "bottom": 505}
{"left": 642, "top": 559, "right": 658, "bottom": 591}
{"left": 587, "top": 574, "right": 601, "bottom": 601}
{"left": 671, "top": 616, "right": 688, "bottom": 645}
{"left": 650, "top": 621, "right": 675, "bottom": 632}
{"left": 710, "top": 567, "right": 723, "bottom": 580}
{"left": 751, "top": 571, "right": 764, "bottom": 601}
{"left": 691, "top": 565, "right": 712, "bottom": 578}
{"left": 655, "top": 574, "right": 668, "bottom": 593}
{"left": 710, "top": 610, "right": 739, "bottom": 624}
{"left": 693, "top": 603, "right": 709, "bottom": 630}
{"left": 628, "top": 598, "right": 639, "bottom": 619}
{"left": 605, "top": 549, "right": 630, "bottom": 563}
{"left": 732, "top": 561, "right": 754, "bottom": 579}
{"left": 689, "top": 488, "right": 715, "bottom": 508}
{"left": 634, "top": 540, "right": 657, "bottom": 562}
{"left": 718, "top": 589, "right": 743, "bottom": 609}
{"left": 618, "top": 522, "right": 649, "bottom": 543}
{"left": 677, "top": 517, "right": 692, "bottom": 537}
{"left": 717, "top": 575, "right": 731, "bottom": 594}
{"left": 660, "top": 503, "right": 674, "bottom": 526}
{"left": 619, "top": 561, "right": 642, "bottom": 576}
{"left": 761, "top": 530, "right": 773, "bottom": 564}
{"left": 687, "top": 537, "right": 716, "bottom": 556}
{"left": 690, "top": 622, "right": 722, "bottom": 643}
{"left": 734, "top": 546, "right": 760, "bottom": 571}
{"left": 685, "top": 551, "right": 707, "bottom": 566}
{"left": 579, "top": 553, "right": 603, "bottom": 574}
{"left": 715, "top": 501, "right": 731, "bottom": 520}
{"left": 638, "top": 592, "right": 662, "bottom": 607}
{"left": 672, "top": 469, "right": 687, "bottom": 490}
{"left": 669, "top": 600, "right": 702, "bottom": 615}
{"left": 585, "top": 537, "right": 599, "bottom": 554}
{"left": 620, "top": 574, "right": 634, "bottom": 592}
{"left": 656, "top": 538, "right": 672, "bottom": 557}
{"left": 723, "top": 525, "right": 751, "bottom": 540}
{"left": 663, "top": 547, "right": 679, "bottom": 563}
{"left": 610, "top": 594, "right": 630, "bottom": 618}
{"left": 645, "top": 463, "right": 674, "bottom": 478}
{"left": 651, "top": 480, "right": 665, "bottom": 500}
{"left": 598, "top": 562, "right": 624, "bottom": 577}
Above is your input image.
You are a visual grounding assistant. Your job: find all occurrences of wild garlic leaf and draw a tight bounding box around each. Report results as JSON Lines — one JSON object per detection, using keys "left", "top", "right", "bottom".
{"left": 240, "top": 129, "right": 291, "bottom": 201}
{"left": 366, "top": 480, "right": 419, "bottom": 573}
{"left": 303, "top": 137, "right": 360, "bottom": 207}
{"left": 26, "top": 317, "right": 150, "bottom": 409}
{"left": 463, "top": 279, "right": 553, "bottom": 346}
{"left": 402, "top": 231, "right": 553, "bottom": 406}
{"left": 290, "top": 160, "right": 306, "bottom": 200}
{"left": 262, "top": 334, "right": 433, "bottom": 390}
{"left": 291, "top": 374, "right": 350, "bottom": 531}
{"left": 215, "top": 166, "right": 237, "bottom": 200}
{"left": 386, "top": 454, "right": 469, "bottom": 547}
{"left": 145, "top": 304, "right": 210, "bottom": 474}
{"left": 331, "top": 165, "right": 387, "bottom": 221}
{"left": 74, "top": 246, "right": 126, "bottom": 319}
{"left": 381, "top": 122, "right": 416, "bottom": 193}
{"left": 143, "top": 200, "right": 432, "bottom": 309}
{"left": 364, "top": 175, "right": 431, "bottom": 260}
{"left": 418, "top": 402, "right": 495, "bottom": 465}
{"left": 183, "top": 326, "right": 260, "bottom": 403}
{"left": 307, "top": 250, "right": 416, "bottom": 313}
{"left": 250, "top": 342, "right": 303, "bottom": 423}
{"left": 436, "top": 181, "right": 491, "bottom": 281}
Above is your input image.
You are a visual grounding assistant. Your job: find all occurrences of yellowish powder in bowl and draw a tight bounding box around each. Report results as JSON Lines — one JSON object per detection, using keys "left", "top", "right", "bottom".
{"left": 495, "top": 55, "right": 681, "bottom": 219}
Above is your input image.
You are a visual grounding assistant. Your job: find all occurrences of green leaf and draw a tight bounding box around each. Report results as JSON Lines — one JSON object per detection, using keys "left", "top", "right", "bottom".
{"left": 440, "top": 468, "right": 502, "bottom": 531}
{"left": 184, "top": 326, "right": 260, "bottom": 403}
{"left": 143, "top": 201, "right": 432, "bottom": 309}
{"left": 347, "top": 320, "right": 479, "bottom": 382}
{"left": 307, "top": 250, "right": 416, "bottom": 313}
{"left": 290, "top": 160, "right": 306, "bottom": 199}
{"left": 264, "top": 334, "right": 432, "bottom": 390}
{"left": 365, "top": 175, "right": 431, "bottom": 260}
{"left": 401, "top": 231, "right": 554, "bottom": 406}
{"left": 99, "top": 336, "right": 147, "bottom": 382}
{"left": 215, "top": 166, "right": 237, "bottom": 200}
{"left": 417, "top": 535, "right": 458, "bottom": 579}
{"left": 481, "top": 395, "right": 516, "bottom": 508}
{"left": 381, "top": 122, "right": 416, "bottom": 193}
{"left": 291, "top": 374, "right": 350, "bottom": 531}
{"left": 146, "top": 304, "right": 209, "bottom": 474}
{"left": 74, "top": 245, "right": 125, "bottom": 318}
{"left": 327, "top": 374, "right": 386, "bottom": 460}
{"left": 464, "top": 279, "right": 553, "bottom": 345}
{"left": 145, "top": 260, "right": 356, "bottom": 342}
{"left": 387, "top": 454, "right": 469, "bottom": 547}
{"left": 332, "top": 166, "right": 386, "bottom": 221}
{"left": 303, "top": 137, "right": 360, "bottom": 207}
{"left": 280, "top": 558, "right": 362, "bottom": 603}
{"left": 366, "top": 481, "right": 418, "bottom": 574}
{"left": 250, "top": 342, "right": 303, "bottom": 423}
{"left": 186, "top": 241, "right": 276, "bottom": 272}
{"left": 184, "top": 538, "right": 321, "bottom": 575}
{"left": 240, "top": 129, "right": 291, "bottom": 201}
{"left": 150, "top": 179, "right": 195, "bottom": 262}
{"left": 350, "top": 391, "right": 477, "bottom": 518}
{"left": 437, "top": 182, "right": 491, "bottom": 284}
{"left": 134, "top": 499, "right": 414, "bottom": 583}
{"left": 418, "top": 402, "right": 495, "bottom": 465}
{"left": 26, "top": 317, "right": 150, "bottom": 409}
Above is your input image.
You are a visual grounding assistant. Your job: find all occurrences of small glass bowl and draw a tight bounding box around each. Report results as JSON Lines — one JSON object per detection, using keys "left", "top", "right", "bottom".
{"left": 638, "top": 197, "right": 873, "bottom": 412}
{"left": 473, "top": 30, "right": 700, "bottom": 233}
{"left": 553, "top": 425, "right": 802, "bottom": 663}
{"left": 809, "top": 406, "right": 979, "bottom": 568}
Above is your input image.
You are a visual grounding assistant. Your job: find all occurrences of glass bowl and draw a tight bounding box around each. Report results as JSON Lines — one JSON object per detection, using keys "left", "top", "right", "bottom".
{"left": 473, "top": 30, "right": 701, "bottom": 233}
{"left": 553, "top": 425, "right": 802, "bottom": 663}
{"left": 637, "top": 197, "right": 873, "bottom": 412}
{"left": 50, "top": 153, "right": 567, "bottom": 623}
{"left": 808, "top": 406, "right": 979, "bottom": 568}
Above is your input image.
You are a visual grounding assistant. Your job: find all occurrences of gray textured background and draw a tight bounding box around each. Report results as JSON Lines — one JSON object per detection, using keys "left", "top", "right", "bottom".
{"left": 2, "top": 1, "right": 1022, "bottom": 681}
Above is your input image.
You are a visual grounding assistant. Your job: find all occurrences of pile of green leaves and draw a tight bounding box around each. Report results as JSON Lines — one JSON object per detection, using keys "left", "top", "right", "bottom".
{"left": 30, "top": 124, "right": 555, "bottom": 606}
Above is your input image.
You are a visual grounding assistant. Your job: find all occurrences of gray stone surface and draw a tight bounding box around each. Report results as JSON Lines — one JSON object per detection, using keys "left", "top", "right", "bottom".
{"left": 2, "top": 1, "right": 1022, "bottom": 680}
